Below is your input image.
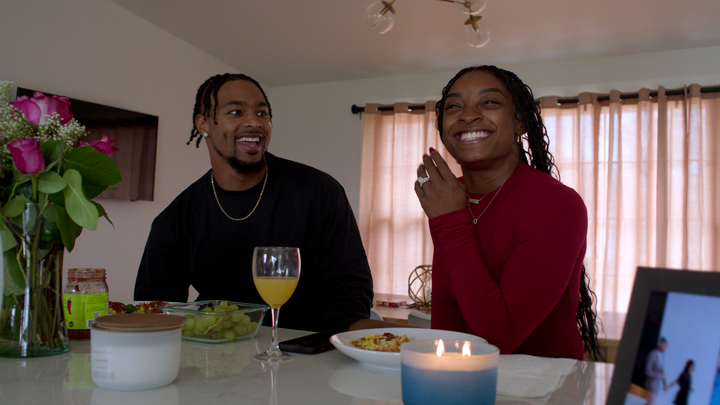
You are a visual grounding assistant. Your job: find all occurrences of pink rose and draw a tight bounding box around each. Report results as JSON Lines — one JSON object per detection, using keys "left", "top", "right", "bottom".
{"left": 10, "top": 92, "right": 73, "bottom": 127}
{"left": 79, "top": 134, "right": 118, "bottom": 156}
{"left": 7, "top": 138, "right": 45, "bottom": 175}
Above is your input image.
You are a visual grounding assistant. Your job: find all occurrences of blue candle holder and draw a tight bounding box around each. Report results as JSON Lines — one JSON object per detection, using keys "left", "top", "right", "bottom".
{"left": 401, "top": 339, "right": 499, "bottom": 405}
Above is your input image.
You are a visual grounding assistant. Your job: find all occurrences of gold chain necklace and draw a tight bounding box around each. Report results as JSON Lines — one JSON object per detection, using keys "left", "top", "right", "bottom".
{"left": 210, "top": 166, "right": 268, "bottom": 221}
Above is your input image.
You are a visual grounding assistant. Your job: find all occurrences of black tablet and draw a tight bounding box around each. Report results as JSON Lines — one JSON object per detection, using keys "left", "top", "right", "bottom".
{"left": 606, "top": 267, "right": 720, "bottom": 405}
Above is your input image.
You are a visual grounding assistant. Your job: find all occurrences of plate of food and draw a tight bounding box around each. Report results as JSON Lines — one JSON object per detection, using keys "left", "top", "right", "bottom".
{"left": 330, "top": 327, "right": 487, "bottom": 370}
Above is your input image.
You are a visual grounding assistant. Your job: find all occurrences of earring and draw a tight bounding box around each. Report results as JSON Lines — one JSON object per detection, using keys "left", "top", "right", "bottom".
{"left": 269, "top": 122, "right": 273, "bottom": 128}
{"left": 203, "top": 132, "right": 208, "bottom": 138}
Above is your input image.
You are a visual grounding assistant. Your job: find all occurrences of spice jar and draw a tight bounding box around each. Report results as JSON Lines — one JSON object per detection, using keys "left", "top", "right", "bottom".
{"left": 63, "top": 268, "right": 109, "bottom": 339}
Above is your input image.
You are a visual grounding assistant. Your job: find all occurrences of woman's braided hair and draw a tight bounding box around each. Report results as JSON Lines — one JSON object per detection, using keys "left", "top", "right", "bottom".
{"left": 187, "top": 73, "right": 273, "bottom": 148}
{"left": 436, "top": 65, "right": 603, "bottom": 361}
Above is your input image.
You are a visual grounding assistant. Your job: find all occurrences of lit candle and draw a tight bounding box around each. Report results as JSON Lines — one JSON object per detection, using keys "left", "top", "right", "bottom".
{"left": 401, "top": 339, "right": 499, "bottom": 405}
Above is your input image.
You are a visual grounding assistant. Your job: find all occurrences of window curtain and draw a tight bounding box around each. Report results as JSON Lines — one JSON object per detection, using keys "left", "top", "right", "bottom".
{"left": 540, "top": 85, "right": 720, "bottom": 313}
{"left": 358, "top": 102, "right": 461, "bottom": 295}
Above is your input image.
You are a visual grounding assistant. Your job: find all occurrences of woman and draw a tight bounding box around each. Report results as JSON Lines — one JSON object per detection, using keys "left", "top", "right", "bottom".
{"left": 668, "top": 360, "right": 694, "bottom": 405}
{"left": 414, "top": 65, "right": 601, "bottom": 360}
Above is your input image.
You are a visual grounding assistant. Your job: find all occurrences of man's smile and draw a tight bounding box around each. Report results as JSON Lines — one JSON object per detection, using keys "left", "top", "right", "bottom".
{"left": 237, "top": 136, "right": 261, "bottom": 143}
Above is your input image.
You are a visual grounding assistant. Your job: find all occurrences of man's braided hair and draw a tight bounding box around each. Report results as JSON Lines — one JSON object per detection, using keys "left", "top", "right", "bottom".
{"left": 187, "top": 73, "right": 272, "bottom": 148}
{"left": 436, "top": 65, "right": 603, "bottom": 361}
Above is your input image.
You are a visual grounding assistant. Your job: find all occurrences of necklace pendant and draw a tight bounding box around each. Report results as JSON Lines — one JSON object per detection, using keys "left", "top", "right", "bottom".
{"left": 468, "top": 198, "right": 480, "bottom": 204}
{"left": 473, "top": 218, "right": 478, "bottom": 224}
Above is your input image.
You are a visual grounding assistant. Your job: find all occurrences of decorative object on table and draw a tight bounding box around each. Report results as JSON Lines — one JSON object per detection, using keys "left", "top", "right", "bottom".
{"left": 401, "top": 339, "right": 499, "bottom": 405}
{"left": 90, "top": 314, "right": 186, "bottom": 391}
{"left": 0, "top": 81, "right": 122, "bottom": 358}
{"left": 376, "top": 299, "right": 406, "bottom": 307}
{"left": 364, "top": 0, "right": 491, "bottom": 48}
{"left": 161, "top": 300, "right": 268, "bottom": 343}
{"left": 408, "top": 265, "right": 432, "bottom": 308}
{"left": 252, "top": 246, "right": 301, "bottom": 362}
{"left": 63, "top": 268, "right": 108, "bottom": 340}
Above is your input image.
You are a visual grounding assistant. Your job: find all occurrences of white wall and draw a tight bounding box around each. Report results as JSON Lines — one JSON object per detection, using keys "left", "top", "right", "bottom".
{"left": 268, "top": 46, "right": 720, "bottom": 219}
{"left": 2, "top": 0, "right": 719, "bottom": 302}
{"left": 0, "top": 0, "right": 237, "bottom": 301}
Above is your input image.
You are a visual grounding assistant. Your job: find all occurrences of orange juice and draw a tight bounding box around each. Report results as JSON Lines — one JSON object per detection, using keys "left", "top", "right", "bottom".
{"left": 253, "top": 277, "right": 299, "bottom": 308}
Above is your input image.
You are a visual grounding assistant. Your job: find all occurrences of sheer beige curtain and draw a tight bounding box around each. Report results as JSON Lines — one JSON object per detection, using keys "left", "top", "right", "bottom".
{"left": 540, "top": 85, "right": 720, "bottom": 312}
{"left": 358, "top": 102, "right": 460, "bottom": 295}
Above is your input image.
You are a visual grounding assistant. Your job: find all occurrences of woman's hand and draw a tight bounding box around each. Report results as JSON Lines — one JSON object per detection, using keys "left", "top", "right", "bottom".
{"left": 414, "top": 148, "right": 467, "bottom": 219}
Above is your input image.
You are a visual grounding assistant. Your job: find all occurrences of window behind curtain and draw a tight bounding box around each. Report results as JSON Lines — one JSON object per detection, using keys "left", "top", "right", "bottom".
{"left": 359, "top": 85, "right": 720, "bottom": 312}
{"left": 358, "top": 102, "right": 460, "bottom": 295}
{"left": 539, "top": 85, "right": 719, "bottom": 312}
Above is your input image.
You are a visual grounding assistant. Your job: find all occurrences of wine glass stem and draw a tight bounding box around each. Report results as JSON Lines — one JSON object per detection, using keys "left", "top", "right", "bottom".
{"left": 270, "top": 306, "right": 281, "bottom": 354}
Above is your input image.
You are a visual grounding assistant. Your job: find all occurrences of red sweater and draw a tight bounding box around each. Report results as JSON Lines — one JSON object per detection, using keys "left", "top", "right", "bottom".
{"left": 429, "top": 162, "right": 587, "bottom": 360}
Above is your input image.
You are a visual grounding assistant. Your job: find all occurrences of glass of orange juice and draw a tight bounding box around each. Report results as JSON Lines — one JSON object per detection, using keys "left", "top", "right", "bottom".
{"left": 252, "top": 246, "right": 301, "bottom": 362}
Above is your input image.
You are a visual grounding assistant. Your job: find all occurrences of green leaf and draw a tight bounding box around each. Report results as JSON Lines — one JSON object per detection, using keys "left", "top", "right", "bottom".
{"left": 3, "top": 253, "right": 25, "bottom": 295}
{"left": 62, "top": 169, "right": 99, "bottom": 231}
{"left": 93, "top": 201, "right": 114, "bottom": 227}
{"left": 37, "top": 171, "right": 67, "bottom": 194}
{"left": 48, "top": 189, "right": 66, "bottom": 207}
{"left": 63, "top": 146, "right": 122, "bottom": 187}
{"left": 0, "top": 222, "right": 18, "bottom": 252}
{"left": 42, "top": 203, "right": 59, "bottom": 223}
{"left": 83, "top": 183, "right": 107, "bottom": 200}
{"left": 3, "top": 249, "right": 26, "bottom": 292}
{"left": 55, "top": 205, "right": 83, "bottom": 252}
{"left": 1, "top": 196, "right": 27, "bottom": 218}
{"left": 14, "top": 172, "right": 32, "bottom": 184}
{"left": 41, "top": 139, "right": 64, "bottom": 163}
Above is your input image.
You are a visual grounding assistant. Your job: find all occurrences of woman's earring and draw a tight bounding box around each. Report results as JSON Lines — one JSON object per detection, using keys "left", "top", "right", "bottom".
{"left": 269, "top": 122, "right": 273, "bottom": 128}
{"left": 203, "top": 132, "right": 209, "bottom": 138}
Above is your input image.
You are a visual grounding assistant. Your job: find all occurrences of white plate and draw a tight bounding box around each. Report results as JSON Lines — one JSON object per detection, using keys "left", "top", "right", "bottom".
{"left": 330, "top": 327, "right": 487, "bottom": 370}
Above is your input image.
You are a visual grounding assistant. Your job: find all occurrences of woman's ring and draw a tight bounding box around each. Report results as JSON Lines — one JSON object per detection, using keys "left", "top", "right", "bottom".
{"left": 417, "top": 176, "right": 430, "bottom": 187}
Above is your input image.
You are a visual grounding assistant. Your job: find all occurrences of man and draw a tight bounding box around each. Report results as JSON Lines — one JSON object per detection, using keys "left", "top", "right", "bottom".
{"left": 645, "top": 337, "right": 668, "bottom": 405}
{"left": 134, "top": 73, "right": 373, "bottom": 332}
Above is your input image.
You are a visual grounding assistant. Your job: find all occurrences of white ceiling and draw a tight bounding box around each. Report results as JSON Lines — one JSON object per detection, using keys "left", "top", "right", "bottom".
{"left": 110, "top": 0, "right": 720, "bottom": 88}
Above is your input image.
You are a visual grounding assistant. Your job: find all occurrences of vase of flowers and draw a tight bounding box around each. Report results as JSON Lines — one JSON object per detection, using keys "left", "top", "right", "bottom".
{"left": 0, "top": 81, "right": 121, "bottom": 357}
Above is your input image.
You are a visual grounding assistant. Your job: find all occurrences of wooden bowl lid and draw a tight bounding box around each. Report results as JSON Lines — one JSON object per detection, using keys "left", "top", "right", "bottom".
{"left": 92, "top": 313, "right": 186, "bottom": 333}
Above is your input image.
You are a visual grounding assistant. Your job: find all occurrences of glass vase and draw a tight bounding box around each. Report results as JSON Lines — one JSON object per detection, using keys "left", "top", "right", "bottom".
{"left": 0, "top": 202, "right": 69, "bottom": 357}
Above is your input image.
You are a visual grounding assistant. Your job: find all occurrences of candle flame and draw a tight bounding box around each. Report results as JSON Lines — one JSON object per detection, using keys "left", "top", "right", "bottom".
{"left": 462, "top": 342, "right": 471, "bottom": 356}
{"left": 436, "top": 339, "right": 445, "bottom": 356}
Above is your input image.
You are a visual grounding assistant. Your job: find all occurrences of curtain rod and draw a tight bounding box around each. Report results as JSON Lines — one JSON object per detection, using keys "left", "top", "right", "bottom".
{"left": 351, "top": 85, "right": 720, "bottom": 114}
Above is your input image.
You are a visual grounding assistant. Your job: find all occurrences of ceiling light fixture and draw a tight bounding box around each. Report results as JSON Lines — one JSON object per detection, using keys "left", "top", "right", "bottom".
{"left": 364, "top": 0, "right": 490, "bottom": 48}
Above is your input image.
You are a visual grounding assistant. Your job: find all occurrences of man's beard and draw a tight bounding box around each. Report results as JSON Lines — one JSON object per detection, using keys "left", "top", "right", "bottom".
{"left": 226, "top": 154, "right": 266, "bottom": 175}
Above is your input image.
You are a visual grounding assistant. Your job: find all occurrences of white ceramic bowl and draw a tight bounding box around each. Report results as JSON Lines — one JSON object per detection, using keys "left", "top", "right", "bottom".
{"left": 91, "top": 314, "right": 186, "bottom": 391}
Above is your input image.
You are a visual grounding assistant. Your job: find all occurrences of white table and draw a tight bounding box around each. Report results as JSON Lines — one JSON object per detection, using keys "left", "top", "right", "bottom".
{"left": 0, "top": 327, "right": 614, "bottom": 404}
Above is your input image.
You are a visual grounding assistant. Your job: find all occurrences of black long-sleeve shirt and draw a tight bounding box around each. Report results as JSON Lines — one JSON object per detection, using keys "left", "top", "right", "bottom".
{"left": 134, "top": 153, "right": 373, "bottom": 332}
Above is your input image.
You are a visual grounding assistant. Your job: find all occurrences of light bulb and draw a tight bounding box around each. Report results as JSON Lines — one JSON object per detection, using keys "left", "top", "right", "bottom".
{"left": 365, "top": 1, "right": 396, "bottom": 34}
{"left": 462, "top": 16, "right": 490, "bottom": 48}
{"left": 454, "top": 0, "right": 487, "bottom": 16}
